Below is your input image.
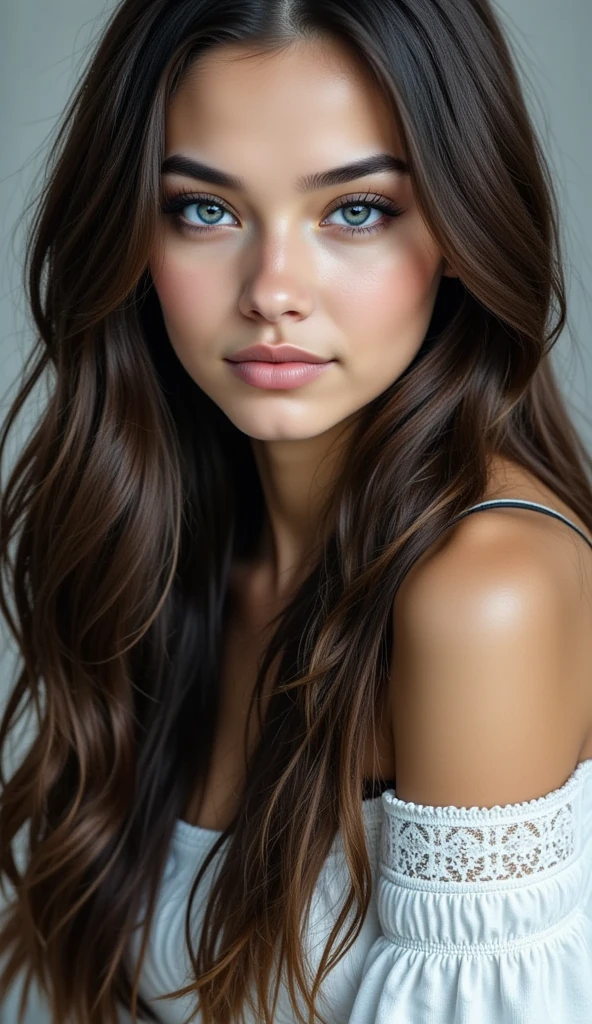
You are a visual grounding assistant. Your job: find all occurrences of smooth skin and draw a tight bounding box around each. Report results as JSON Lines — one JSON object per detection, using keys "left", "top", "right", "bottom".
{"left": 150, "top": 35, "right": 592, "bottom": 820}
{"left": 151, "top": 36, "right": 455, "bottom": 594}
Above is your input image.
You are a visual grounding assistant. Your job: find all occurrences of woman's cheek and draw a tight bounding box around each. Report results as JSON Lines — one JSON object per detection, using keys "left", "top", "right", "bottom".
{"left": 332, "top": 251, "right": 438, "bottom": 333}
{"left": 151, "top": 255, "right": 226, "bottom": 338}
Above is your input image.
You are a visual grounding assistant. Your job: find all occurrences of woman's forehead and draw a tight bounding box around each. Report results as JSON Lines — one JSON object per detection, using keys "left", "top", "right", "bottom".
{"left": 163, "top": 36, "right": 401, "bottom": 182}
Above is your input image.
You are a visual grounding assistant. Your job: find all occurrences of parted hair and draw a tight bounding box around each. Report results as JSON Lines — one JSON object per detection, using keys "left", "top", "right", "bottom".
{"left": 2, "top": 1, "right": 592, "bottom": 1022}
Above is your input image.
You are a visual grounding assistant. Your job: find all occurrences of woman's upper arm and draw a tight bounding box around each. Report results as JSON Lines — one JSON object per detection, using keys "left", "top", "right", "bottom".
{"left": 389, "top": 514, "right": 589, "bottom": 810}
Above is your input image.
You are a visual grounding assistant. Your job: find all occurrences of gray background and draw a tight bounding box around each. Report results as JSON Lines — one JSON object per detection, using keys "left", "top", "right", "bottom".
{"left": 1, "top": 0, "right": 591, "bottom": 1020}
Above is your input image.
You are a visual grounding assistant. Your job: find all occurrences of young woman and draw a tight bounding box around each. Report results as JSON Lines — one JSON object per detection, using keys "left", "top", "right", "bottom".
{"left": 2, "top": 1, "right": 592, "bottom": 1022}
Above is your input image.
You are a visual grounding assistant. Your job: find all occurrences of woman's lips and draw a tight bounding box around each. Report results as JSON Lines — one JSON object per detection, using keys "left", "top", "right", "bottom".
{"left": 224, "top": 359, "right": 335, "bottom": 390}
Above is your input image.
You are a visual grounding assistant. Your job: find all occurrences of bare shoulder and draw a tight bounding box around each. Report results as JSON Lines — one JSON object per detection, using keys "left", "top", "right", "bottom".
{"left": 389, "top": 478, "right": 592, "bottom": 809}
{"left": 396, "top": 489, "right": 592, "bottom": 633}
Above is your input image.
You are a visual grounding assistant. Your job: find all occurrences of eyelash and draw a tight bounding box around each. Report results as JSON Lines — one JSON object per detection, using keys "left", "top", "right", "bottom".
{"left": 160, "top": 189, "right": 404, "bottom": 237}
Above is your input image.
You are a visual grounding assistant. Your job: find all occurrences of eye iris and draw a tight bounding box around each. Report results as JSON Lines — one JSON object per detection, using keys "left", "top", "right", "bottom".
{"left": 342, "top": 204, "right": 371, "bottom": 225}
{"left": 193, "top": 202, "right": 224, "bottom": 224}
{"left": 180, "top": 200, "right": 384, "bottom": 228}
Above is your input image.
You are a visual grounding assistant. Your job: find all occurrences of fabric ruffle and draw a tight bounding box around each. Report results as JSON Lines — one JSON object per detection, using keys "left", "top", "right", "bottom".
{"left": 347, "top": 758, "right": 592, "bottom": 1023}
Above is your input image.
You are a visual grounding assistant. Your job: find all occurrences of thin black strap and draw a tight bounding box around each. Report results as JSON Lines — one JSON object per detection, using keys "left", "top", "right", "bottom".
{"left": 361, "top": 499, "right": 592, "bottom": 800}
{"left": 451, "top": 498, "right": 592, "bottom": 551}
{"left": 360, "top": 499, "right": 592, "bottom": 800}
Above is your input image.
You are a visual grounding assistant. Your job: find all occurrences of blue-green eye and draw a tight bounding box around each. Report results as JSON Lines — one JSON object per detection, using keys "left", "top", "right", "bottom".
{"left": 161, "top": 190, "right": 404, "bottom": 237}
{"left": 322, "top": 195, "right": 403, "bottom": 235}
{"left": 161, "top": 192, "right": 238, "bottom": 232}
{"left": 182, "top": 200, "right": 235, "bottom": 227}
{"left": 327, "top": 204, "right": 383, "bottom": 229}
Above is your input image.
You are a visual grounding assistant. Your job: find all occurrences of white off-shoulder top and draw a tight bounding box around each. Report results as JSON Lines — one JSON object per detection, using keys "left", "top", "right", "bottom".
{"left": 6, "top": 757, "right": 592, "bottom": 1024}
{"left": 120, "top": 500, "right": 592, "bottom": 1024}
{"left": 124, "top": 757, "right": 592, "bottom": 1024}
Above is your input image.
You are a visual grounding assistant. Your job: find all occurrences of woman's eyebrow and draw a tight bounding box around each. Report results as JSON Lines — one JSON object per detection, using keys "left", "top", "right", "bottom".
{"left": 160, "top": 152, "right": 409, "bottom": 192}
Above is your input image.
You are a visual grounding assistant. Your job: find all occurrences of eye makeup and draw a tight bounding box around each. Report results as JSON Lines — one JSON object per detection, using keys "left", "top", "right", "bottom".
{"left": 160, "top": 188, "right": 405, "bottom": 238}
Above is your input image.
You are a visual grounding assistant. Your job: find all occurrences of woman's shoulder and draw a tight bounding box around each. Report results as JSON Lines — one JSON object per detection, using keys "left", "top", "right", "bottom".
{"left": 397, "top": 455, "right": 592, "bottom": 618}
{"left": 387, "top": 456, "right": 592, "bottom": 808}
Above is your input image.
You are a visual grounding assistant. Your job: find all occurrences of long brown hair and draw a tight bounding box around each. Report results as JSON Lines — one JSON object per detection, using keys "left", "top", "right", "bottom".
{"left": 1, "top": 1, "right": 591, "bottom": 1022}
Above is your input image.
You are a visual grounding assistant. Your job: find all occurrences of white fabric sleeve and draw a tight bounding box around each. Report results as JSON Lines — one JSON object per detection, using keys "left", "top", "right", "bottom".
{"left": 348, "top": 759, "right": 592, "bottom": 1024}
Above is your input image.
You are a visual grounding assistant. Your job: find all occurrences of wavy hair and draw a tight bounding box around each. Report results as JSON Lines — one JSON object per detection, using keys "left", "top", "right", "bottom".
{"left": 2, "top": 0, "right": 592, "bottom": 1022}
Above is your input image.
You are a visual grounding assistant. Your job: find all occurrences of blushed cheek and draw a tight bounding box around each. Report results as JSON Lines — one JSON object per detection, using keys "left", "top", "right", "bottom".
{"left": 387, "top": 252, "right": 440, "bottom": 324}
{"left": 149, "top": 255, "right": 224, "bottom": 341}
{"left": 333, "top": 248, "right": 440, "bottom": 335}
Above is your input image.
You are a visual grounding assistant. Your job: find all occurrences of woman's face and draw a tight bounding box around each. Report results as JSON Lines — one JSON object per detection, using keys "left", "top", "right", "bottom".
{"left": 150, "top": 36, "right": 453, "bottom": 442}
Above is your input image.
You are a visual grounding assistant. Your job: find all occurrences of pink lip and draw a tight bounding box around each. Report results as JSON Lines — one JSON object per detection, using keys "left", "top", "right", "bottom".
{"left": 225, "top": 360, "right": 334, "bottom": 390}
{"left": 226, "top": 343, "right": 331, "bottom": 364}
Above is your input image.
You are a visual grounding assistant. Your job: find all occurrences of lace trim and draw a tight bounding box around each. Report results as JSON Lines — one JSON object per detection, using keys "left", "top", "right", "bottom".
{"left": 379, "top": 761, "right": 592, "bottom": 883}
{"left": 381, "top": 801, "right": 576, "bottom": 882}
